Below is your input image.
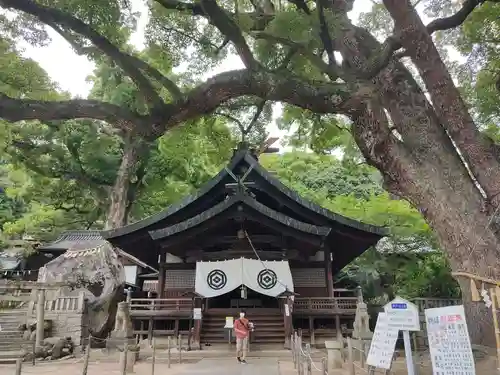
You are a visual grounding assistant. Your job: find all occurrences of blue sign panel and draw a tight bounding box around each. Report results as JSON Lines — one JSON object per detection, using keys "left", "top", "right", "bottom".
{"left": 391, "top": 303, "right": 408, "bottom": 309}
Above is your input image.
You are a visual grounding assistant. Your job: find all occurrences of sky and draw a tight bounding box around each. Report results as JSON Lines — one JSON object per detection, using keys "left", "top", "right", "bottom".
{"left": 17, "top": 0, "right": 377, "bottom": 143}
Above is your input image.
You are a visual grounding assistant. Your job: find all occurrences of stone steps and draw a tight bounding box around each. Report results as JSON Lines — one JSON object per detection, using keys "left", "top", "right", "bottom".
{"left": 0, "top": 310, "right": 27, "bottom": 331}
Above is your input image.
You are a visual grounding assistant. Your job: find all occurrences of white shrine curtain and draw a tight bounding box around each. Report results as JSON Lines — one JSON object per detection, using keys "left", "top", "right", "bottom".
{"left": 241, "top": 259, "right": 294, "bottom": 297}
{"left": 194, "top": 259, "right": 242, "bottom": 298}
{"left": 195, "top": 258, "right": 294, "bottom": 298}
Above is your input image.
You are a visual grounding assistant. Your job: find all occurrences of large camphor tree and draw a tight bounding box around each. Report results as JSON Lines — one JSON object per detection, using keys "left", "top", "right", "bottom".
{"left": 1, "top": 0, "right": 499, "bottom": 345}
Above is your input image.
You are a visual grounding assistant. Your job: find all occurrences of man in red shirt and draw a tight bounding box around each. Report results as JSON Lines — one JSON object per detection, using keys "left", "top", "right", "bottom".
{"left": 234, "top": 310, "right": 250, "bottom": 363}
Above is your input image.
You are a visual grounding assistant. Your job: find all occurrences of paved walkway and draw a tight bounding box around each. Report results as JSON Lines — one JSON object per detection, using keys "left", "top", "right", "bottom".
{"left": 172, "top": 358, "right": 280, "bottom": 374}
{"left": 0, "top": 357, "right": 283, "bottom": 375}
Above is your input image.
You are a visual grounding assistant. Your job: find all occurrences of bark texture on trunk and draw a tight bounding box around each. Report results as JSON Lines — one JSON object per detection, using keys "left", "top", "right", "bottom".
{"left": 383, "top": 0, "right": 500, "bottom": 208}
{"left": 104, "top": 136, "right": 140, "bottom": 230}
{"left": 331, "top": 6, "right": 500, "bottom": 346}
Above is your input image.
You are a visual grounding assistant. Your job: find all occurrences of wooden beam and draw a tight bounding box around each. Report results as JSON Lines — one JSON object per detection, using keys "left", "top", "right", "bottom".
{"left": 157, "top": 263, "right": 166, "bottom": 298}
{"left": 324, "top": 246, "right": 334, "bottom": 297}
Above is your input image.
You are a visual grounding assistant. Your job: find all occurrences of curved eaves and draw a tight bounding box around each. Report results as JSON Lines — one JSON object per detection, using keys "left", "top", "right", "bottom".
{"left": 149, "top": 194, "right": 331, "bottom": 240}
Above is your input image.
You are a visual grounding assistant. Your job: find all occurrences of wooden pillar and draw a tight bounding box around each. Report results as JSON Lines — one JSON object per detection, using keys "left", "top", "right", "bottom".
{"left": 35, "top": 289, "right": 45, "bottom": 348}
{"left": 284, "top": 297, "right": 293, "bottom": 349}
{"left": 148, "top": 318, "right": 153, "bottom": 345}
{"left": 309, "top": 316, "right": 315, "bottom": 347}
{"left": 335, "top": 315, "right": 341, "bottom": 339}
{"left": 157, "top": 263, "right": 166, "bottom": 299}
{"left": 174, "top": 318, "right": 180, "bottom": 337}
{"left": 192, "top": 298, "right": 202, "bottom": 350}
{"left": 324, "top": 246, "right": 334, "bottom": 297}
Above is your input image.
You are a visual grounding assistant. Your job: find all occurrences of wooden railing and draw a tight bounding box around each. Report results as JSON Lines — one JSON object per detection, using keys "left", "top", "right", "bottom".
{"left": 293, "top": 297, "right": 358, "bottom": 313}
{"left": 43, "top": 295, "right": 84, "bottom": 312}
{"left": 0, "top": 281, "right": 86, "bottom": 313}
{"left": 412, "top": 297, "right": 462, "bottom": 314}
{"left": 130, "top": 298, "right": 193, "bottom": 312}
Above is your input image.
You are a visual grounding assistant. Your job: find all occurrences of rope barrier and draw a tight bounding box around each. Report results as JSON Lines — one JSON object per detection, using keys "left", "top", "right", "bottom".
{"left": 298, "top": 344, "right": 326, "bottom": 373}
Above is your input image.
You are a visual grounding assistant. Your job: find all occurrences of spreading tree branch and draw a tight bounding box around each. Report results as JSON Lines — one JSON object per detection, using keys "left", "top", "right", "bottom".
{"left": 253, "top": 32, "right": 343, "bottom": 80}
{"left": 316, "top": 0, "right": 336, "bottom": 70}
{"left": 156, "top": 69, "right": 371, "bottom": 136}
{"left": 0, "top": 0, "right": 176, "bottom": 106}
{"left": 0, "top": 94, "right": 152, "bottom": 132}
{"left": 215, "top": 112, "right": 246, "bottom": 133}
{"left": 154, "top": 0, "right": 205, "bottom": 16}
{"left": 426, "top": 0, "right": 498, "bottom": 34}
{"left": 199, "top": 0, "right": 259, "bottom": 69}
{"left": 244, "top": 100, "right": 266, "bottom": 136}
{"left": 2, "top": 69, "right": 371, "bottom": 138}
{"left": 10, "top": 140, "right": 112, "bottom": 186}
{"left": 353, "top": 0, "right": 498, "bottom": 80}
{"left": 125, "top": 55, "right": 182, "bottom": 100}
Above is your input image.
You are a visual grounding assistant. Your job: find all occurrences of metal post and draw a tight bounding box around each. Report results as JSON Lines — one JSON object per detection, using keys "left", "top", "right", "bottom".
{"left": 403, "top": 330, "right": 416, "bottom": 375}
{"left": 321, "top": 357, "right": 327, "bottom": 375}
{"left": 178, "top": 333, "right": 182, "bottom": 363}
{"left": 167, "top": 336, "right": 171, "bottom": 368}
{"left": 360, "top": 340, "right": 365, "bottom": 368}
{"left": 292, "top": 334, "right": 296, "bottom": 369}
{"left": 31, "top": 339, "right": 36, "bottom": 366}
{"left": 305, "top": 343, "right": 312, "bottom": 375}
{"left": 151, "top": 337, "right": 156, "bottom": 375}
{"left": 347, "top": 337, "right": 355, "bottom": 375}
{"left": 82, "top": 334, "right": 91, "bottom": 375}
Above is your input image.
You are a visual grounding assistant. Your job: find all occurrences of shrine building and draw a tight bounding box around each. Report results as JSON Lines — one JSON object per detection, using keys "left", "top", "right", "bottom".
{"left": 37, "top": 144, "right": 386, "bottom": 348}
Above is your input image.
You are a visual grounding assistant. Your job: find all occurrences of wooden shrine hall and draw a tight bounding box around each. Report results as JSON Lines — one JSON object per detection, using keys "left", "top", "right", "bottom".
{"left": 38, "top": 143, "right": 386, "bottom": 348}
{"left": 100, "top": 144, "right": 386, "bottom": 348}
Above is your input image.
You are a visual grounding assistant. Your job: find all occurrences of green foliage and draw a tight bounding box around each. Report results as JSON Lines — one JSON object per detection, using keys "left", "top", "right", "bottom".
{"left": 131, "top": 117, "right": 235, "bottom": 218}
{"left": 0, "top": 0, "right": 463, "bottom": 299}
{"left": 262, "top": 152, "right": 455, "bottom": 299}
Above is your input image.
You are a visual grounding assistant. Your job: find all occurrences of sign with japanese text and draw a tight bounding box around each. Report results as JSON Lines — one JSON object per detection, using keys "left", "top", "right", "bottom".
{"left": 384, "top": 297, "right": 421, "bottom": 332}
{"left": 366, "top": 312, "right": 399, "bottom": 370}
{"left": 425, "top": 305, "right": 476, "bottom": 375}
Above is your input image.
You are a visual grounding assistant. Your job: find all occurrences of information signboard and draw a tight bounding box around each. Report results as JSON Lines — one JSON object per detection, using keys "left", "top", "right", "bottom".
{"left": 384, "top": 296, "right": 421, "bottom": 332}
{"left": 224, "top": 316, "right": 234, "bottom": 328}
{"left": 193, "top": 307, "right": 202, "bottom": 320}
{"left": 366, "top": 312, "right": 398, "bottom": 370}
{"left": 425, "top": 305, "right": 476, "bottom": 375}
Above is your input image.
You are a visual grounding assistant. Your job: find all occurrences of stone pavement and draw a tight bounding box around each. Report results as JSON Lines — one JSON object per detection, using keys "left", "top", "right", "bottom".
{"left": 0, "top": 356, "right": 350, "bottom": 375}
{"left": 0, "top": 357, "right": 285, "bottom": 375}
{"left": 173, "top": 358, "right": 280, "bottom": 374}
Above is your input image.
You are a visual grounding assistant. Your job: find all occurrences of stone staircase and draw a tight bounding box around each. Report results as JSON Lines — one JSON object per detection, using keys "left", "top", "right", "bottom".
{"left": 0, "top": 310, "right": 30, "bottom": 359}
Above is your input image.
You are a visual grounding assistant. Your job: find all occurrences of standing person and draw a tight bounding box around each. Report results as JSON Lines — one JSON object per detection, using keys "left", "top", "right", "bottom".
{"left": 234, "top": 310, "right": 250, "bottom": 364}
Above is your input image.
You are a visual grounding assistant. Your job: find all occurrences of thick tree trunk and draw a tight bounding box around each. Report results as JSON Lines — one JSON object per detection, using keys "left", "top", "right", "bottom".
{"left": 104, "top": 136, "right": 140, "bottom": 230}
{"left": 334, "top": 12, "right": 500, "bottom": 346}
{"left": 383, "top": 0, "right": 500, "bottom": 208}
{"left": 379, "top": 0, "right": 500, "bottom": 347}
